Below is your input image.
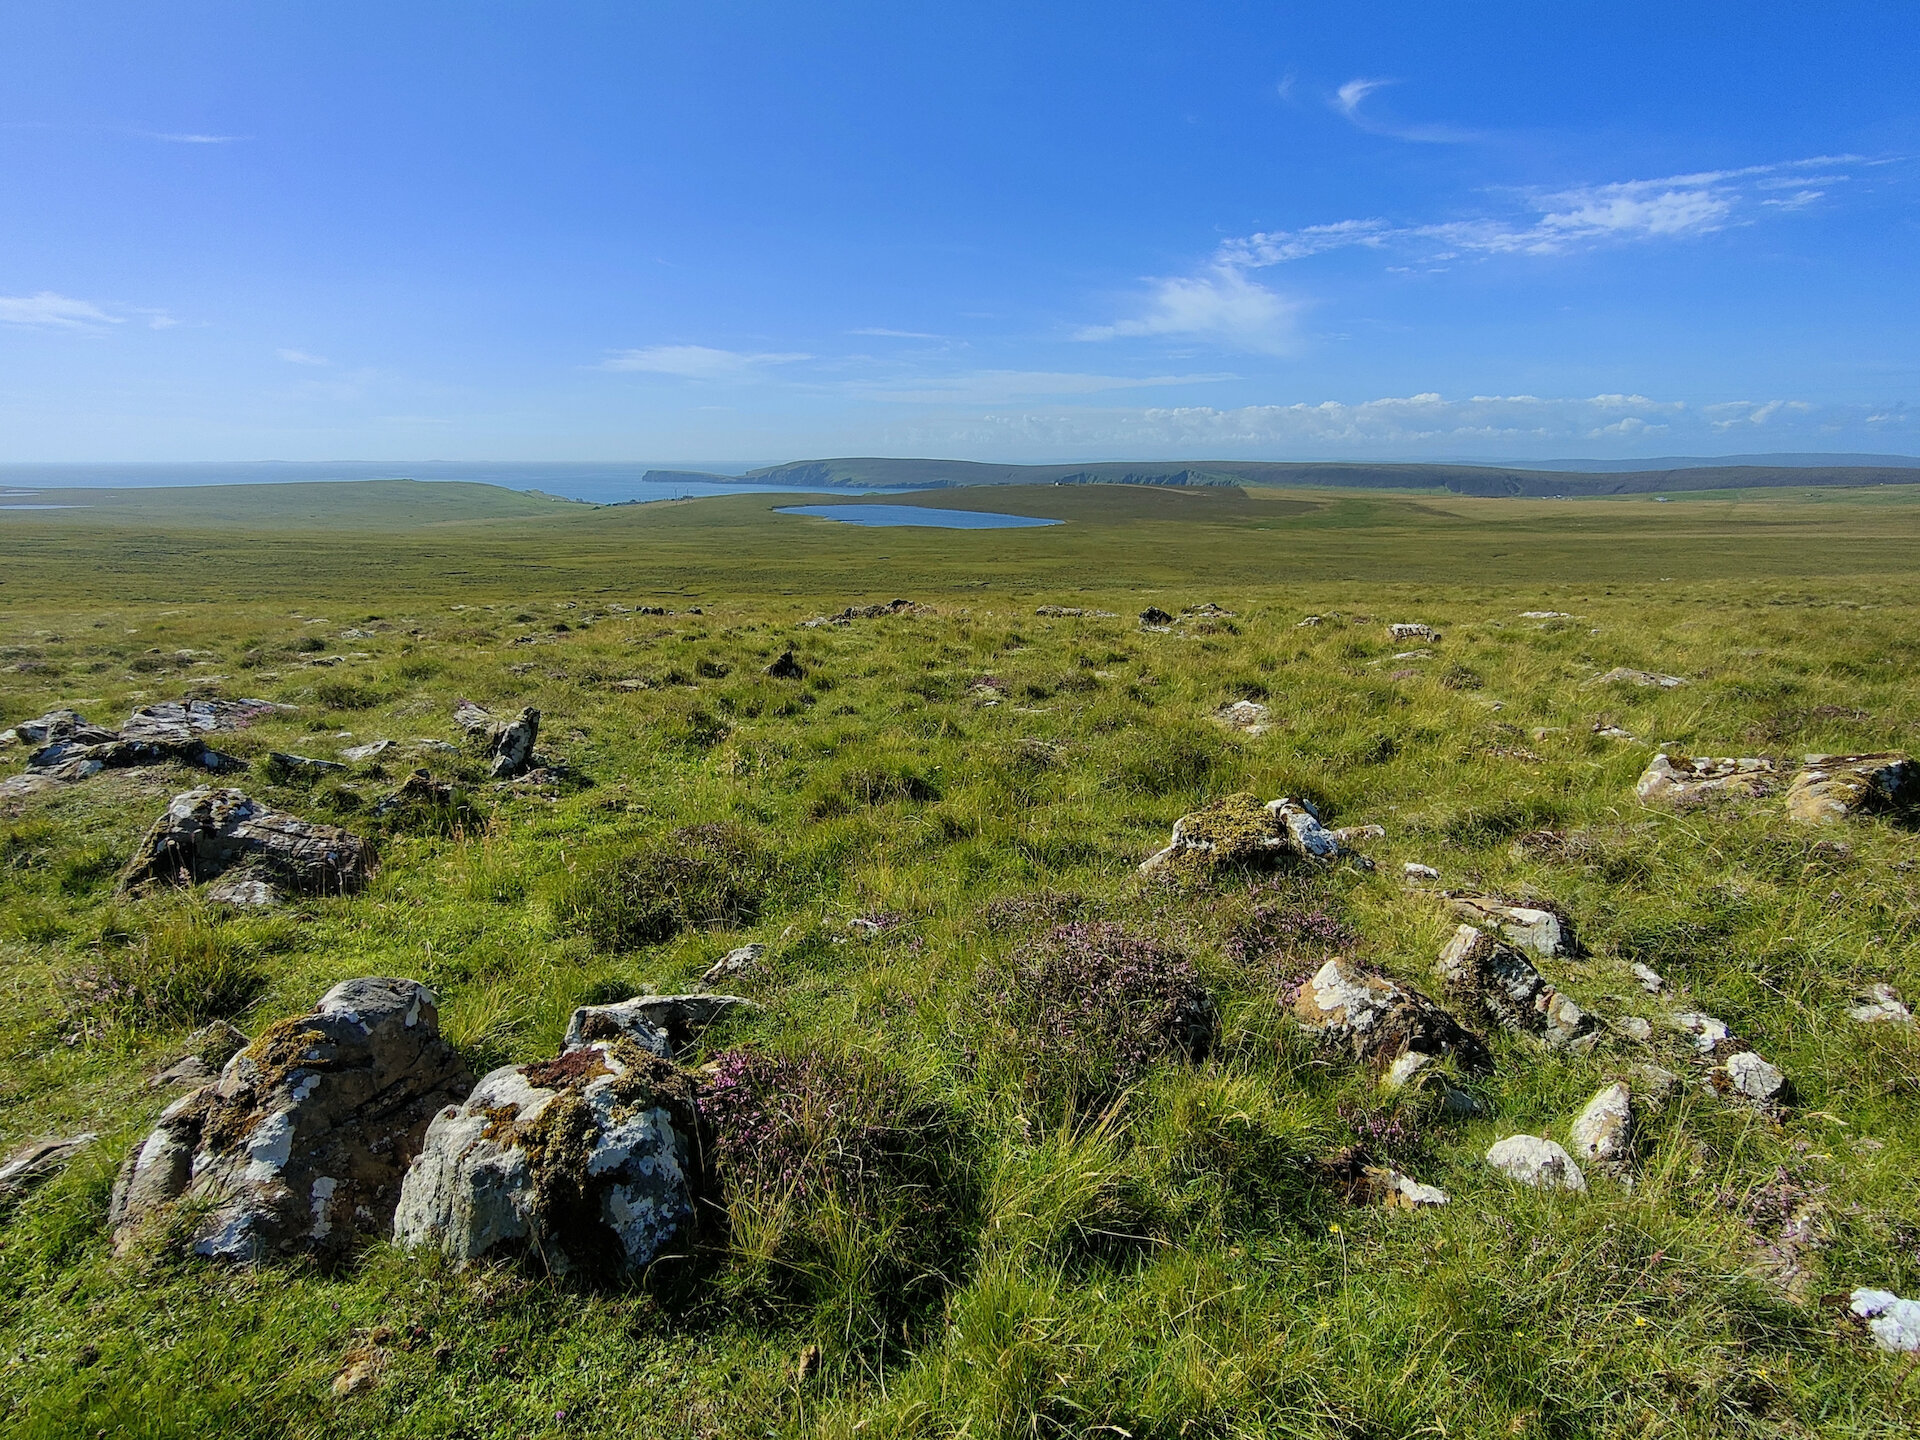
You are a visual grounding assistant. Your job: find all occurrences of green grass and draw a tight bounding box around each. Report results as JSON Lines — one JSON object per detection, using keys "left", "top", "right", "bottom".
{"left": 0, "top": 482, "right": 1916, "bottom": 1436}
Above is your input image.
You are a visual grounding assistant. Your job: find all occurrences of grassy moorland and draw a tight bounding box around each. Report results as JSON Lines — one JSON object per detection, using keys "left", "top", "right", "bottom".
{"left": 1, "top": 481, "right": 1917, "bottom": 1438}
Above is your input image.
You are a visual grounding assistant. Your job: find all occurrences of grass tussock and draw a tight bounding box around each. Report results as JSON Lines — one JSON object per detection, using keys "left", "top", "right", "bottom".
{"left": 546, "top": 822, "right": 773, "bottom": 949}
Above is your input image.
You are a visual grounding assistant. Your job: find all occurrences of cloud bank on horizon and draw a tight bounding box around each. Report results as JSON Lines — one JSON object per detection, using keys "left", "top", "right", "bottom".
{"left": 0, "top": 2, "right": 1914, "bottom": 463}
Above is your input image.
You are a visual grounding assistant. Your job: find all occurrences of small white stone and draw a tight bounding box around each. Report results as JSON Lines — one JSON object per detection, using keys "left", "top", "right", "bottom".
{"left": 1720, "top": 1051, "right": 1787, "bottom": 1106}
{"left": 1851, "top": 1289, "right": 1920, "bottom": 1353}
{"left": 1848, "top": 984, "right": 1912, "bottom": 1025}
{"left": 1404, "top": 862, "right": 1440, "bottom": 881}
{"left": 1631, "top": 963, "right": 1665, "bottom": 994}
{"left": 1616, "top": 1016, "right": 1653, "bottom": 1043}
{"left": 1672, "top": 1013, "right": 1729, "bottom": 1054}
{"left": 1383, "top": 1051, "right": 1435, "bottom": 1089}
{"left": 1569, "top": 1082, "right": 1634, "bottom": 1173}
{"left": 1485, "top": 1135, "right": 1586, "bottom": 1192}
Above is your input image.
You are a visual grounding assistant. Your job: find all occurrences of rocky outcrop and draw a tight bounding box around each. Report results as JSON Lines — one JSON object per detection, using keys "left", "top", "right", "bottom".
{"left": 122, "top": 698, "right": 287, "bottom": 744}
{"left": 1485, "top": 1135, "right": 1586, "bottom": 1191}
{"left": 2, "top": 705, "right": 244, "bottom": 791}
{"left": 119, "top": 787, "right": 372, "bottom": 900}
{"left": 1569, "top": 1082, "right": 1634, "bottom": 1177}
{"left": 452, "top": 700, "right": 542, "bottom": 779}
{"left": 1442, "top": 893, "right": 1577, "bottom": 959}
{"left": 1389, "top": 623, "right": 1439, "bottom": 642}
{"left": 391, "top": 1038, "right": 698, "bottom": 1278}
{"left": 1784, "top": 753, "right": 1918, "bottom": 824}
{"left": 1636, "top": 754, "right": 1777, "bottom": 804}
{"left": 561, "top": 994, "right": 755, "bottom": 1055}
{"left": 1140, "top": 793, "right": 1360, "bottom": 879}
{"left": 108, "top": 978, "right": 470, "bottom": 1261}
{"left": 1435, "top": 925, "right": 1597, "bottom": 1051}
{"left": 1292, "top": 958, "right": 1490, "bottom": 1074}
{"left": 0, "top": 1132, "right": 97, "bottom": 1201}
{"left": 1590, "top": 667, "right": 1686, "bottom": 688}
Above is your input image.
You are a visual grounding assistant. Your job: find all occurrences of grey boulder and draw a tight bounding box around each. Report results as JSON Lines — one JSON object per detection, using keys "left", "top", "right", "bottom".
{"left": 108, "top": 978, "right": 470, "bottom": 1261}
{"left": 1486, "top": 1135, "right": 1587, "bottom": 1191}
{"left": 1292, "top": 958, "right": 1489, "bottom": 1074}
{"left": 563, "top": 994, "right": 755, "bottom": 1055}
{"left": 1435, "top": 925, "right": 1597, "bottom": 1051}
{"left": 1636, "top": 754, "right": 1776, "bottom": 805}
{"left": 119, "top": 787, "right": 372, "bottom": 898}
{"left": 1785, "top": 753, "right": 1918, "bottom": 824}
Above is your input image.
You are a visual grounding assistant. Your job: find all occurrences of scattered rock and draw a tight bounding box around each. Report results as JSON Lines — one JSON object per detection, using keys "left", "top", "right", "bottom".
{"left": 1520, "top": 611, "right": 1573, "bottom": 619}
{"left": 1292, "top": 958, "right": 1490, "bottom": 1074}
{"left": 1034, "top": 605, "right": 1117, "bottom": 618}
{"left": 1435, "top": 925, "right": 1597, "bottom": 1051}
{"left": 1593, "top": 722, "right": 1636, "bottom": 741}
{"left": 701, "top": 944, "right": 764, "bottom": 988}
{"left": 342, "top": 740, "right": 392, "bottom": 762}
{"left": 1442, "top": 892, "right": 1577, "bottom": 959}
{"left": 0, "top": 1132, "right": 97, "bottom": 1200}
{"left": 391, "top": 1038, "right": 698, "bottom": 1278}
{"left": 1404, "top": 862, "right": 1441, "bottom": 881}
{"left": 119, "top": 787, "right": 373, "bottom": 898}
{"left": 1214, "top": 699, "right": 1272, "bottom": 735}
{"left": 108, "top": 978, "right": 471, "bottom": 1261}
{"left": 1848, "top": 984, "right": 1913, "bottom": 1025}
{"left": 562, "top": 994, "right": 754, "bottom": 1055}
{"left": 6, "top": 705, "right": 244, "bottom": 789}
{"left": 1632, "top": 962, "right": 1665, "bottom": 994}
{"left": 487, "top": 708, "right": 539, "bottom": 780}
{"left": 1486, "top": 1135, "right": 1586, "bottom": 1191}
{"left": 1636, "top": 754, "right": 1777, "bottom": 804}
{"left": 1614, "top": 1016, "right": 1653, "bottom": 1043}
{"left": 1389, "top": 623, "right": 1439, "bottom": 642}
{"left": 763, "top": 649, "right": 804, "bottom": 680}
{"left": 261, "top": 752, "right": 349, "bottom": 783}
{"left": 452, "top": 700, "right": 497, "bottom": 736}
{"left": 1139, "top": 793, "right": 1361, "bottom": 879}
{"left": 1295, "top": 615, "right": 1324, "bottom": 627}
{"left": 1331, "top": 824, "right": 1386, "bottom": 844}
{"left": 1364, "top": 1164, "right": 1449, "bottom": 1209}
{"left": 1590, "top": 667, "right": 1687, "bottom": 688}
{"left": 1138, "top": 607, "right": 1174, "bottom": 626}
{"left": 2, "top": 709, "right": 119, "bottom": 748}
{"left": 1713, "top": 1051, "right": 1790, "bottom": 1108}
{"left": 371, "top": 769, "right": 459, "bottom": 821}
{"left": 1569, "top": 1082, "right": 1635, "bottom": 1176}
{"left": 0, "top": 773, "right": 62, "bottom": 800}
{"left": 1784, "top": 753, "right": 1918, "bottom": 824}
{"left": 1850, "top": 1289, "right": 1920, "bottom": 1353}
{"left": 1671, "top": 1012, "right": 1733, "bottom": 1055}
{"left": 122, "top": 698, "right": 287, "bottom": 743}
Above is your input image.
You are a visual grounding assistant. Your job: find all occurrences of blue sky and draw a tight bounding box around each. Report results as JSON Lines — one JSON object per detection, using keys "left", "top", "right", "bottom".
{"left": 2, "top": 1, "right": 1915, "bottom": 464}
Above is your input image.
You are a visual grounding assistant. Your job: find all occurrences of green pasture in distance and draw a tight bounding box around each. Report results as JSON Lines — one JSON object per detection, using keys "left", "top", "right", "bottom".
{"left": 0, "top": 480, "right": 1916, "bottom": 1437}
{"left": 5, "top": 479, "right": 1920, "bottom": 606}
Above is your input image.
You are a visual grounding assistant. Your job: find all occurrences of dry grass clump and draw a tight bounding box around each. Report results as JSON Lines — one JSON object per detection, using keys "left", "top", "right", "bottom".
{"left": 547, "top": 822, "right": 772, "bottom": 950}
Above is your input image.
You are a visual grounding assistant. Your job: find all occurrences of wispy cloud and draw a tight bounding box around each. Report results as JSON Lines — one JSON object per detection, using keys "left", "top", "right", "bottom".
{"left": 601, "top": 344, "right": 811, "bottom": 378}
{"left": 1076, "top": 267, "right": 1304, "bottom": 353}
{"left": 0, "top": 290, "right": 123, "bottom": 329}
{"left": 854, "top": 370, "right": 1234, "bottom": 404}
{"left": 277, "top": 348, "right": 330, "bottom": 366}
{"left": 140, "top": 131, "right": 241, "bottom": 144}
{"left": 1222, "top": 156, "right": 1864, "bottom": 270}
{"left": 848, "top": 326, "right": 943, "bottom": 339}
{"left": 1704, "top": 399, "right": 1810, "bottom": 429}
{"left": 1330, "top": 76, "right": 1478, "bottom": 144}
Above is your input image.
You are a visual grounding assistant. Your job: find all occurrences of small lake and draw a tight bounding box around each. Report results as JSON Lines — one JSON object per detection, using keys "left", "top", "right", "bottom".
{"left": 777, "top": 504, "right": 1063, "bottom": 530}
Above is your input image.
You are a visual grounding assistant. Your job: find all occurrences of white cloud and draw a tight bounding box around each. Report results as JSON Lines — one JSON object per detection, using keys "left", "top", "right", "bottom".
{"left": 855, "top": 370, "right": 1234, "bottom": 404}
{"left": 600, "top": 344, "right": 811, "bottom": 378}
{"left": 277, "top": 348, "right": 330, "bottom": 365}
{"left": 0, "top": 290, "right": 123, "bottom": 329}
{"left": 1704, "top": 399, "right": 1810, "bottom": 429}
{"left": 1076, "top": 267, "right": 1303, "bottom": 353}
{"left": 1329, "top": 75, "right": 1478, "bottom": 143}
{"left": 1334, "top": 77, "right": 1393, "bottom": 119}
{"left": 848, "top": 327, "right": 943, "bottom": 339}
{"left": 1223, "top": 156, "right": 1861, "bottom": 269}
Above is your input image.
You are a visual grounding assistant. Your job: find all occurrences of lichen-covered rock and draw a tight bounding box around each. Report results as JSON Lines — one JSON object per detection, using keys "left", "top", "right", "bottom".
{"left": 108, "top": 978, "right": 470, "bottom": 1261}
{"left": 1443, "top": 892, "right": 1577, "bottom": 959}
{"left": 204, "top": 864, "right": 284, "bottom": 909}
{"left": 1712, "top": 1050, "right": 1789, "bottom": 1108}
{"left": 1636, "top": 754, "right": 1777, "bottom": 805}
{"left": 1435, "top": 925, "right": 1597, "bottom": 1051}
{"left": 1590, "top": 667, "right": 1687, "bottom": 688}
{"left": 561, "top": 994, "right": 755, "bottom": 1055}
{"left": 0, "top": 1132, "right": 97, "bottom": 1200}
{"left": 1849, "top": 984, "right": 1913, "bottom": 1025}
{"left": 701, "top": 944, "right": 764, "bottom": 988}
{"left": 1389, "top": 623, "right": 1439, "bottom": 642}
{"left": 1784, "top": 753, "right": 1918, "bottom": 824}
{"left": 1139, "top": 793, "right": 1358, "bottom": 879}
{"left": 488, "top": 708, "right": 539, "bottom": 780}
{"left": 1569, "top": 1082, "right": 1634, "bottom": 1176}
{"left": 1671, "top": 1011, "right": 1734, "bottom": 1055}
{"left": 122, "top": 698, "right": 286, "bottom": 743}
{"left": 119, "top": 787, "right": 372, "bottom": 896}
{"left": 1486, "top": 1135, "right": 1586, "bottom": 1191}
{"left": 1292, "top": 958, "right": 1489, "bottom": 1074}
{"left": 392, "top": 1039, "right": 698, "bottom": 1277}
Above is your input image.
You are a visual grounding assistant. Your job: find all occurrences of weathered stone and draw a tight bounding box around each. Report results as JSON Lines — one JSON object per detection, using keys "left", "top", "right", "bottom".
{"left": 1848, "top": 984, "right": 1913, "bottom": 1025}
{"left": 1404, "top": 862, "right": 1441, "bottom": 881}
{"left": 1670, "top": 1012, "right": 1733, "bottom": 1055}
{"left": 1215, "top": 699, "right": 1272, "bottom": 735}
{"left": 122, "top": 697, "right": 286, "bottom": 743}
{"left": 562, "top": 994, "right": 754, "bottom": 1055}
{"left": 1485, "top": 1135, "right": 1586, "bottom": 1191}
{"left": 1293, "top": 958, "right": 1490, "bottom": 1074}
{"left": 1140, "top": 793, "right": 1359, "bottom": 879}
{"left": 0, "top": 773, "right": 62, "bottom": 800}
{"left": 1590, "top": 667, "right": 1687, "bottom": 688}
{"left": 763, "top": 649, "right": 805, "bottom": 680}
{"left": 1851, "top": 1289, "right": 1920, "bottom": 1353}
{"left": 1632, "top": 962, "right": 1665, "bottom": 994}
{"left": 1636, "top": 754, "right": 1777, "bottom": 804}
{"left": 1435, "top": 925, "right": 1597, "bottom": 1051}
{"left": 1443, "top": 892, "right": 1577, "bottom": 958}
{"left": 1389, "top": 623, "right": 1439, "bottom": 641}
{"left": 391, "top": 1039, "right": 698, "bottom": 1278}
{"left": 452, "top": 699, "right": 497, "bottom": 736}
{"left": 1713, "top": 1050, "right": 1789, "bottom": 1107}
{"left": 204, "top": 864, "right": 284, "bottom": 909}
{"left": 1139, "top": 607, "right": 1174, "bottom": 626}
{"left": 371, "top": 769, "right": 458, "bottom": 820}
{"left": 261, "top": 752, "right": 349, "bottom": 782}
{"left": 1614, "top": 1016, "right": 1653, "bottom": 1043}
{"left": 119, "top": 787, "right": 372, "bottom": 897}
{"left": 108, "top": 978, "right": 471, "bottom": 1261}
{"left": 701, "top": 944, "right": 764, "bottom": 987}
{"left": 147, "top": 1022, "right": 249, "bottom": 1091}
{"left": 1569, "top": 1082, "right": 1634, "bottom": 1175}
{"left": 0, "top": 1132, "right": 97, "bottom": 1199}
{"left": 1784, "top": 753, "right": 1918, "bottom": 824}
{"left": 3, "top": 709, "right": 120, "bottom": 748}
{"left": 1374, "top": 1167, "right": 1449, "bottom": 1209}
{"left": 341, "top": 740, "right": 392, "bottom": 762}
{"left": 1034, "top": 605, "right": 1117, "bottom": 618}
{"left": 487, "top": 708, "right": 539, "bottom": 780}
